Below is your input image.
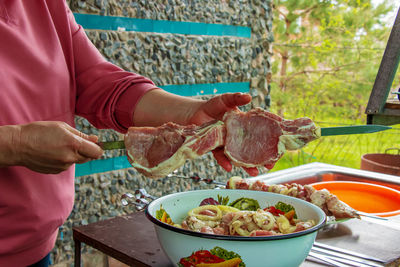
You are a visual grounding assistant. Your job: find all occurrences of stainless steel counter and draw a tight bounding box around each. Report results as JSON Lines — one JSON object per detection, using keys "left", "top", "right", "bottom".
{"left": 251, "top": 162, "right": 400, "bottom": 190}
{"left": 249, "top": 163, "right": 400, "bottom": 267}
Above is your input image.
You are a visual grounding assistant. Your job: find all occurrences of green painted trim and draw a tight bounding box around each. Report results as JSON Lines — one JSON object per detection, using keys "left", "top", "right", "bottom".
{"left": 160, "top": 82, "right": 250, "bottom": 96}
{"left": 75, "top": 156, "right": 131, "bottom": 177}
{"left": 74, "top": 13, "right": 251, "bottom": 38}
{"left": 321, "top": 125, "right": 392, "bottom": 136}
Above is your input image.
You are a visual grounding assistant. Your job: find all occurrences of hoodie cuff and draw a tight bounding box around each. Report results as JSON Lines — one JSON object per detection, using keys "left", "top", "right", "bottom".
{"left": 114, "top": 83, "right": 160, "bottom": 131}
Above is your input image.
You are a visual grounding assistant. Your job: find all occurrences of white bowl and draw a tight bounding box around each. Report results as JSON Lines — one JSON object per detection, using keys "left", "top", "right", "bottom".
{"left": 146, "top": 189, "right": 326, "bottom": 267}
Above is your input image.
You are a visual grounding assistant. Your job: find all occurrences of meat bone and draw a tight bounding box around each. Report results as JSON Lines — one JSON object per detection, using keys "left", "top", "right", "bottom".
{"left": 98, "top": 125, "right": 392, "bottom": 150}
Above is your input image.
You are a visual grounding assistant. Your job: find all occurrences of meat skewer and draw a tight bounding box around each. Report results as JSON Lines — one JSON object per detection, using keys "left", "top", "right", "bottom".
{"left": 124, "top": 108, "right": 320, "bottom": 178}
{"left": 167, "top": 173, "right": 226, "bottom": 186}
{"left": 163, "top": 174, "right": 360, "bottom": 220}
{"left": 125, "top": 120, "right": 226, "bottom": 178}
{"left": 225, "top": 176, "right": 360, "bottom": 220}
{"left": 223, "top": 108, "right": 320, "bottom": 168}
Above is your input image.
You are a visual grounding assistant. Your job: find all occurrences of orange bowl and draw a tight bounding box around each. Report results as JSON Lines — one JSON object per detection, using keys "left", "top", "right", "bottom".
{"left": 310, "top": 181, "right": 400, "bottom": 217}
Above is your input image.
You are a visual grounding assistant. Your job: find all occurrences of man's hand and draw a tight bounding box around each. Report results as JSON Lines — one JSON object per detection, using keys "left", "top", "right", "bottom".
{"left": 133, "top": 90, "right": 269, "bottom": 176}
{"left": 187, "top": 92, "right": 252, "bottom": 125}
{"left": 12, "top": 121, "right": 103, "bottom": 174}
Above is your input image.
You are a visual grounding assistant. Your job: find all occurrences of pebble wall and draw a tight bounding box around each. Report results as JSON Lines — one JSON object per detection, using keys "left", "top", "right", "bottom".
{"left": 53, "top": 0, "right": 274, "bottom": 264}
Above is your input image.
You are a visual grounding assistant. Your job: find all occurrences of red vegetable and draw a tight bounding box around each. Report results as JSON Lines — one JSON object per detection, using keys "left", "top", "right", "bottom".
{"left": 179, "top": 250, "right": 225, "bottom": 266}
{"left": 200, "top": 197, "right": 220, "bottom": 206}
{"left": 264, "top": 206, "right": 285, "bottom": 216}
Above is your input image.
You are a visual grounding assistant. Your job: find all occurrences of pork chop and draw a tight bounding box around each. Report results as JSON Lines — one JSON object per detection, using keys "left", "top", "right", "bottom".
{"left": 125, "top": 120, "right": 225, "bottom": 178}
{"left": 124, "top": 108, "right": 320, "bottom": 178}
{"left": 223, "top": 108, "right": 320, "bottom": 168}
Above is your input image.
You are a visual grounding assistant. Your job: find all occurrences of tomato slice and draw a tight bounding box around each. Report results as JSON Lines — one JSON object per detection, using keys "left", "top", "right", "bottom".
{"left": 179, "top": 250, "right": 225, "bottom": 266}
{"left": 264, "top": 206, "right": 285, "bottom": 216}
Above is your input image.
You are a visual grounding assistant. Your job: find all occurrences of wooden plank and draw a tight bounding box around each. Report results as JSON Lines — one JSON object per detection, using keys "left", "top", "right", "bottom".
{"left": 72, "top": 213, "right": 173, "bottom": 267}
{"left": 380, "top": 107, "right": 400, "bottom": 116}
{"left": 366, "top": 7, "right": 400, "bottom": 115}
{"left": 385, "top": 101, "right": 400, "bottom": 109}
{"left": 367, "top": 114, "right": 400, "bottom": 125}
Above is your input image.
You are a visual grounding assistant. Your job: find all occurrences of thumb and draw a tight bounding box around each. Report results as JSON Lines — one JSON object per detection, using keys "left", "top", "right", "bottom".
{"left": 204, "top": 93, "right": 252, "bottom": 120}
{"left": 64, "top": 124, "right": 103, "bottom": 159}
{"left": 77, "top": 135, "right": 103, "bottom": 159}
{"left": 220, "top": 93, "right": 252, "bottom": 108}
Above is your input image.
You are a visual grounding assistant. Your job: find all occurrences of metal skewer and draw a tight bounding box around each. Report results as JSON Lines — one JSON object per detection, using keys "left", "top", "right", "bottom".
{"left": 135, "top": 188, "right": 158, "bottom": 200}
{"left": 308, "top": 251, "right": 349, "bottom": 267}
{"left": 357, "top": 211, "right": 389, "bottom": 221}
{"left": 121, "top": 189, "right": 158, "bottom": 211}
{"left": 313, "top": 242, "right": 385, "bottom": 263}
{"left": 311, "top": 246, "right": 384, "bottom": 266}
{"left": 167, "top": 173, "right": 226, "bottom": 186}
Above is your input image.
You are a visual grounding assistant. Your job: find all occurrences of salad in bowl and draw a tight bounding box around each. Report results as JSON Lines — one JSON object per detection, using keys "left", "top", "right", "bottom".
{"left": 146, "top": 189, "right": 326, "bottom": 267}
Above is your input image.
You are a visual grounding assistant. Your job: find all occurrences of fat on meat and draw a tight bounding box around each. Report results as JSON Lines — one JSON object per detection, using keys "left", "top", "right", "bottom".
{"left": 125, "top": 120, "right": 225, "bottom": 178}
{"left": 223, "top": 108, "right": 320, "bottom": 168}
{"left": 124, "top": 108, "right": 320, "bottom": 178}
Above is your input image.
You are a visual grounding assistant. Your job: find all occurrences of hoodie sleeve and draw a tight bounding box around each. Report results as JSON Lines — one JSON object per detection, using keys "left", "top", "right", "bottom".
{"left": 65, "top": 3, "right": 159, "bottom": 133}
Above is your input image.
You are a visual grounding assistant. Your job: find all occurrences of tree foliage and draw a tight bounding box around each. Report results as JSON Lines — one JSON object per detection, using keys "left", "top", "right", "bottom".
{"left": 270, "top": 0, "right": 398, "bottom": 123}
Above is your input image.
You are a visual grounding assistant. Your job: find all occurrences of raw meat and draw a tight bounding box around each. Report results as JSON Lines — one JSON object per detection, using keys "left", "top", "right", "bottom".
{"left": 226, "top": 176, "right": 360, "bottom": 219}
{"left": 125, "top": 108, "right": 320, "bottom": 178}
{"left": 224, "top": 108, "right": 320, "bottom": 168}
{"left": 125, "top": 121, "right": 225, "bottom": 178}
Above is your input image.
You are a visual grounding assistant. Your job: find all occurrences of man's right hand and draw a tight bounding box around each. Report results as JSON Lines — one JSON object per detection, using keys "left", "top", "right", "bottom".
{"left": 2, "top": 121, "right": 103, "bottom": 174}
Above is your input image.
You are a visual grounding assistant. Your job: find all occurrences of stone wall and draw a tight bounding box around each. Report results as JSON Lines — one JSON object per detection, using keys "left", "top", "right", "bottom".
{"left": 53, "top": 0, "right": 273, "bottom": 264}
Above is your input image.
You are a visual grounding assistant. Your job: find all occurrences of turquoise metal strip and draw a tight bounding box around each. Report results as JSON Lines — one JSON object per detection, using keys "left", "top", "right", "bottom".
{"left": 75, "top": 156, "right": 131, "bottom": 177}
{"left": 160, "top": 82, "right": 250, "bottom": 97}
{"left": 320, "top": 125, "right": 392, "bottom": 136}
{"left": 73, "top": 13, "right": 251, "bottom": 38}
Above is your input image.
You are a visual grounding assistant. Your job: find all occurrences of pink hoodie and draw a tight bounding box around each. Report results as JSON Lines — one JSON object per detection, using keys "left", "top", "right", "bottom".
{"left": 0, "top": 1, "right": 157, "bottom": 266}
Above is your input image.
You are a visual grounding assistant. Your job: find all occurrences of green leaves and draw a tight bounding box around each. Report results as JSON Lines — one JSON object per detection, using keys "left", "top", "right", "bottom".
{"left": 270, "top": 0, "right": 397, "bottom": 123}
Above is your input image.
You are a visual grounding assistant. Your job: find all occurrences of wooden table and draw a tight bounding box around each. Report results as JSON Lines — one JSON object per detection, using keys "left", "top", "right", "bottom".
{"left": 73, "top": 212, "right": 400, "bottom": 267}
{"left": 73, "top": 212, "right": 172, "bottom": 267}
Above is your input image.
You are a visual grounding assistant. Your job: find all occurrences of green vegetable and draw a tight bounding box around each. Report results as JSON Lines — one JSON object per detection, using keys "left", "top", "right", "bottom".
{"left": 155, "top": 205, "right": 172, "bottom": 223}
{"left": 217, "top": 195, "right": 230, "bottom": 206}
{"left": 275, "top": 201, "right": 297, "bottom": 219}
{"left": 210, "top": 246, "right": 246, "bottom": 267}
{"left": 229, "top": 197, "right": 260, "bottom": 211}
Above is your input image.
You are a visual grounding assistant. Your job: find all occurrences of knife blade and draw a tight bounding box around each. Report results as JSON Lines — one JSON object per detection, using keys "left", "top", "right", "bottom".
{"left": 321, "top": 125, "right": 392, "bottom": 136}
{"left": 98, "top": 125, "right": 392, "bottom": 150}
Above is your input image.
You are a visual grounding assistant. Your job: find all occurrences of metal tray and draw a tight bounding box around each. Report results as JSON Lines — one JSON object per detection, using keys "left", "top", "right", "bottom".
{"left": 250, "top": 162, "right": 400, "bottom": 191}
{"left": 249, "top": 163, "right": 400, "bottom": 266}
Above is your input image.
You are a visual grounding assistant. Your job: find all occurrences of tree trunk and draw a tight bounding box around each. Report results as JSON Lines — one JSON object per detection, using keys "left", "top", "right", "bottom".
{"left": 279, "top": 50, "right": 288, "bottom": 92}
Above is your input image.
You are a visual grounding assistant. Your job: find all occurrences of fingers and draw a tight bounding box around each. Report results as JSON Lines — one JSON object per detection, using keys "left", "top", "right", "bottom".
{"left": 220, "top": 93, "right": 252, "bottom": 108}
{"left": 87, "top": 134, "right": 99, "bottom": 143}
{"left": 65, "top": 124, "right": 94, "bottom": 142}
{"left": 64, "top": 123, "right": 103, "bottom": 160}
{"left": 16, "top": 121, "right": 105, "bottom": 174}
{"left": 213, "top": 148, "right": 262, "bottom": 176}
{"left": 76, "top": 137, "right": 103, "bottom": 159}
{"left": 75, "top": 154, "right": 93, "bottom": 164}
{"left": 264, "top": 163, "right": 275, "bottom": 170}
{"left": 212, "top": 148, "right": 232, "bottom": 172}
{"left": 199, "top": 93, "right": 252, "bottom": 122}
{"left": 243, "top": 166, "right": 259, "bottom": 177}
